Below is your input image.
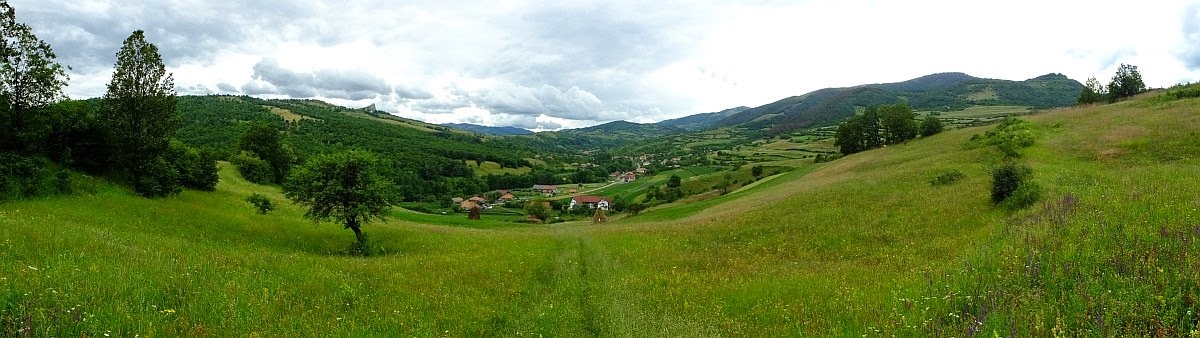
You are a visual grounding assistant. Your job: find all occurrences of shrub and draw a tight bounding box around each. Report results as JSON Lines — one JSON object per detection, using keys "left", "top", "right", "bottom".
{"left": 929, "top": 170, "right": 966, "bottom": 186}
{"left": 1001, "top": 181, "right": 1042, "bottom": 211}
{"left": 232, "top": 151, "right": 273, "bottom": 184}
{"left": 991, "top": 162, "right": 1038, "bottom": 210}
{"left": 920, "top": 116, "right": 944, "bottom": 137}
{"left": 245, "top": 193, "right": 275, "bottom": 215}
{"left": 135, "top": 156, "right": 182, "bottom": 197}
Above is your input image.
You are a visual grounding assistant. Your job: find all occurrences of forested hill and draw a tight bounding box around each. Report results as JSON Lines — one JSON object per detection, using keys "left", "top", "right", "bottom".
{"left": 515, "top": 120, "right": 686, "bottom": 152}
{"left": 442, "top": 123, "right": 533, "bottom": 135}
{"left": 716, "top": 72, "right": 1083, "bottom": 133}
{"left": 169, "top": 95, "right": 537, "bottom": 201}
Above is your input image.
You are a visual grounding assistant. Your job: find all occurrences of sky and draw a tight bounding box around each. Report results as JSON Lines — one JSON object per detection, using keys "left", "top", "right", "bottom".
{"left": 12, "top": 0, "right": 1200, "bottom": 130}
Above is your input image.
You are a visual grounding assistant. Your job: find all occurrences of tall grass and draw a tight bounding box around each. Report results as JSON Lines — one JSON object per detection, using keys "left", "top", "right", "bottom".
{"left": 3, "top": 92, "right": 1200, "bottom": 336}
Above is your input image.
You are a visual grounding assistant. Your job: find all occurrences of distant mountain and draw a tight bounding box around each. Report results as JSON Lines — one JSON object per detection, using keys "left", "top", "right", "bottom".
{"left": 521, "top": 120, "right": 685, "bottom": 151}
{"left": 656, "top": 106, "right": 750, "bottom": 131}
{"left": 443, "top": 123, "right": 532, "bottom": 135}
{"left": 718, "top": 72, "right": 1083, "bottom": 134}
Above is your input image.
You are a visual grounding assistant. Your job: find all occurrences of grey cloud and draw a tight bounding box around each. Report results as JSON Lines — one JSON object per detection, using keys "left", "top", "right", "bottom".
{"left": 1181, "top": 4, "right": 1200, "bottom": 70}
{"left": 176, "top": 84, "right": 213, "bottom": 95}
{"left": 492, "top": 114, "right": 563, "bottom": 131}
{"left": 251, "top": 58, "right": 391, "bottom": 100}
{"left": 394, "top": 85, "right": 434, "bottom": 100}
{"left": 216, "top": 83, "right": 239, "bottom": 93}
{"left": 240, "top": 81, "right": 278, "bottom": 96}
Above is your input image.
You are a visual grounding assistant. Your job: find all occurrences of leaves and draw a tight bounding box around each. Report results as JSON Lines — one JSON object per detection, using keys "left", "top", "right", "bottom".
{"left": 283, "top": 150, "right": 396, "bottom": 236}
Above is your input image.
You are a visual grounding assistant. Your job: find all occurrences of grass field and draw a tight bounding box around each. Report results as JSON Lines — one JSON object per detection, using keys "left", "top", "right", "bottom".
{"left": 3, "top": 91, "right": 1199, "bottom": 336}
{"left": 466, "top": 160, "right": 531, "bottom": 176}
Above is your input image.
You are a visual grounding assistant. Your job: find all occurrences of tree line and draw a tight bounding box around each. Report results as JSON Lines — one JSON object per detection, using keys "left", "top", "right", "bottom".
{"left": 1, "top": 0, "right": 216, "bottom": 199}
{"left": 1078, "top": 63, "right": 1147, "bottom": 105}
{"left": 833, "top": 103, "right": 942, "bottom": 155}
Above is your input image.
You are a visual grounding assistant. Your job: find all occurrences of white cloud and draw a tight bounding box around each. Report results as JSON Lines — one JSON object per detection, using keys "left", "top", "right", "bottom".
{"left": 10, "top": 0, "right": 1200, "bottom": 129}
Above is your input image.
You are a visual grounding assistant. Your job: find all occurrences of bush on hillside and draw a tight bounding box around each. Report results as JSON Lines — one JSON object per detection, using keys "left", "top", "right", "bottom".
{"left": 929, "top": 170, "right": 966, "bottom": 186}
{"left": 991, "top": 162, "right": 1039, "bottom": 210}
{"left": 232, "top": 151, "right": 273, "bottom": 184}
{"left": 245, "top": 193, "right": 275, "bottom": 214}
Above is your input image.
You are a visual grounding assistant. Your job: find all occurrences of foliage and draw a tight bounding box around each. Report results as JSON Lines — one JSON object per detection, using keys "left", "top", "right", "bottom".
{"left": 878, "top": 103, "right": 918, "bottom": 144}
{"left": 750, "top": 165, "right": 763, "bottom": 177}
{"left": 165, "top": 140, "right": 218, "bottom": 191}
{"left": 967, "top": 117, "right": 1035, "bottom": 158}
{"left": 524, "top": 198, "right": 549, "bottom": 222}
{"left": 238, "top": 121, "right": 290, "bottom": 183}
{"left": 919, "top": 116, "right": 943, "bottom": 137}
{"left": 625, "top": 202, "right": 646, "bottom": 215}
{"left": 173, "top": 96, "right": 533, "bottom": 202}
{"left": 990, "top": 161, "right": 1039, "bottom": 210}
{"left": 101, "top": 30, "right": 179, "bottom": 197}
{"left": 834, "top": 103, "right": 919, "bottom": 155}
{"left": 232, "top": 151, "right": 273, "bottom": 184}
{"left": 0, "top": 1, "right": 70, "bottom": 153}
{"left": 667, "top": 174, "right": 682, "bottom": 188}
{"left": 1106, "top": 63, "right": 1146, "bottom": 103}
{"left": 283, "top": 150, "right": 396, "bottom": 247}
{"left": 245, "top": 193, "right": 275, "bottom": 215}
{"left": 1077, "top": 76, "right": 1105, "bottom": 105}
{"left": 928, "top": 169, "right": 965, "bottom": 186}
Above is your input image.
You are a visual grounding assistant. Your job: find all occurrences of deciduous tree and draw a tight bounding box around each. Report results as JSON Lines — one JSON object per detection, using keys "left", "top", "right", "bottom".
{"left": 920, "top": 116, "right": 943, "bottom": 137}
{"left": 0, "top": 1, "right": 69, "bottom": 152}
{"left": 1077, "top": 77, "right": 1105, "bottom": 105}
{"left": 1106, "top": 63, "right": 1146, "bottom": 103}
{"left": 283, "top": 150, "right": 396, "bottom": 249}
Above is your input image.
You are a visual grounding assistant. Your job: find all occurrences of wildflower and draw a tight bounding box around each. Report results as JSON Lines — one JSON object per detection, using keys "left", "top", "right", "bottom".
{"left": 162, "top": 309, "right": 175, "bottom": 314}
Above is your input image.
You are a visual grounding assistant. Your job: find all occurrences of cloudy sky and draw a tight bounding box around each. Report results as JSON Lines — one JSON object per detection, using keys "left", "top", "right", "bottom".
{"left": 12, "top": 0, "right": 1200, "bottom": 130}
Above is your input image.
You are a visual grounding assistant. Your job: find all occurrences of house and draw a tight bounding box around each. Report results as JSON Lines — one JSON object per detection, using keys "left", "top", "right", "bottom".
{"left": 570, "top": 196, "right": 612, "bottom": 210}
{"left": 451, "top": 197, "right": 464, "bottom": 204}
{"left": 532, "top": 184, "right": 558, "bottom": 196}
{"left": 498, "top": 192, "right": 515, "bottom": 201}
{"left": 634, "top": 167, "right": 648, "bottom": 174}
{"left": 618, "top": 172, "right": 636, "bottom": 183}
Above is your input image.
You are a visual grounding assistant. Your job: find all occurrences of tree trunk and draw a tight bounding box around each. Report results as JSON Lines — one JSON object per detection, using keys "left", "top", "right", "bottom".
{"left": 346, "top": 217, "right": 364, "bottom": 245}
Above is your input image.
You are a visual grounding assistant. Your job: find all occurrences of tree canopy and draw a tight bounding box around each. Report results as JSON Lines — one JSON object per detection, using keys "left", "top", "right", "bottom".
{"left": 834, "top": 103, "right": 919, "bottom": 155}
{"left": 102, "top": 30, "right": 180, "bottom": 197}
{"left": 283, "top": 150, "right": 397, "bottom": 248}
{"left": 1106, "top": 64, "right": 1146, "bottom": 103}
{"left": 0, "top": 0, "right": 69, "bottom": 152}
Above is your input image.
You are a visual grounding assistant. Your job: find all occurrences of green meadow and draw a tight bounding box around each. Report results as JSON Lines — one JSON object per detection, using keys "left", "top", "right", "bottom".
{"left": 4, "top": 91, "right": 1200, "bottom": 336}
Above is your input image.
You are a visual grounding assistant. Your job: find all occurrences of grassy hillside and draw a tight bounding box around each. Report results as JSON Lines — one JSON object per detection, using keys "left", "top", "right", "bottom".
{"left": 718, "top": 72, "right": 1083, "bottom": 134}
{"left": 3, "top": 90, "right": 1199, "bottom": 336}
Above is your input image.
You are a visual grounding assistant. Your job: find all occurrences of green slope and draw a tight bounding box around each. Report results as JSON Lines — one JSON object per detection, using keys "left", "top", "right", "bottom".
{"left": 719, "top": 72, "right": 1083, "bottom": 134}
{"left": 3, "top": 88, "right": 1198, "bottom": 336}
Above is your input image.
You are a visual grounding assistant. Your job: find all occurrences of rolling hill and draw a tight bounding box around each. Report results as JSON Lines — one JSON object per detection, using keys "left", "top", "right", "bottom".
{"left": 442, "top": 123, "right": 533, "bottom": 135}
{"left": 655, "top": 106, "right": 750, "bottom": 131}
{"left": 3, "top": 85, "right": 1199, "bottom": 336}
{"left": 717, "top": 72, "right": 1083, "bottom": 133}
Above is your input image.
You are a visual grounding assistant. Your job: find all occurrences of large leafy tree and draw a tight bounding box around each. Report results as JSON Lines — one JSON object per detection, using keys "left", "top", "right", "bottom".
{"left": 238, "top": 121, "right": 290, "bottom": 183}
{"left": 284, "top": 150, "right": 396, "bottom": 249}
{"left": 878, "top": 103, "right": 918, "bottom": 144}
{"left": 1106, "top": 63, "right": 1146, "bottom": 103}
{"left": 1077, "top": 77, "right": 1105, "bottom": 105}
{"left": 0, "top": 1, "right": 69, "bottom": 152}
{"left": 102, "top": 30, "right": 179, "bottom": 196}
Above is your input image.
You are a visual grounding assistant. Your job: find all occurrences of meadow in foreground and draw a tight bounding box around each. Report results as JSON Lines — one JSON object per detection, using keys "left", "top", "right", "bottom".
{"left": 3, "top": 91, "right": 1200, "bottom": 336}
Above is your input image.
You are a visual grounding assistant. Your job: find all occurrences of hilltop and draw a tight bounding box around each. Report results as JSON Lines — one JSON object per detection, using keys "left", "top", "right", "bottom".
{"left": 714, "top": 72, "right": 1082, "bottom": 133}
{"left": 442, "top": 123, "right": 533, "bottom": 135}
